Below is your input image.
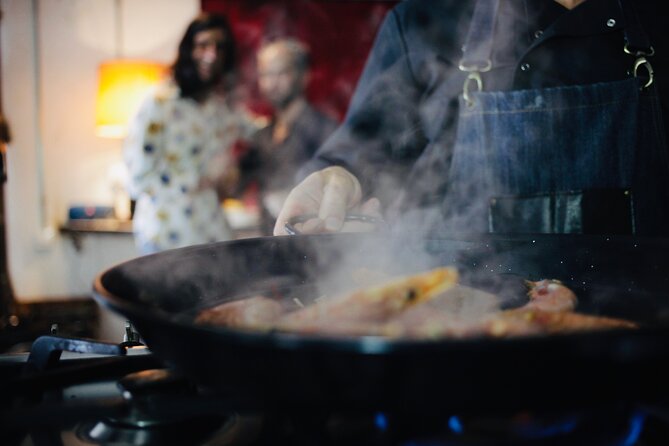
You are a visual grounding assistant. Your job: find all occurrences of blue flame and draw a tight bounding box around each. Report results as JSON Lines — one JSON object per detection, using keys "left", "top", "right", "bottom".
{"left": 620, "top": 412, "right": 645, "bottom": 446}
{"left": 375, "top": 412, "right": 389, "bottom": 432}
{"left": 519, "top": 417, "right": 580, "bottom": 439}
{"left": 448, "top": 415, "right": 464, "bottom": 434}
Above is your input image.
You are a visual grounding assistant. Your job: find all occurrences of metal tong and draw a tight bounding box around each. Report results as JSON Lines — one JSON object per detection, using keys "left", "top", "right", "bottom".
{"left": 284, "top": 213, "right": 385, "bottom": 235}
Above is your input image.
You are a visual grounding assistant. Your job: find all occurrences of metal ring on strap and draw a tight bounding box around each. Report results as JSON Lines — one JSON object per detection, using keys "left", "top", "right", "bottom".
{"left": 459, "top": 59, "right": 491, "bottom": 107}
{"left": 623, "top": 44, "right": 655, "bottom": 89}
{"left": 623, "top": 43, "right": 655, "bottom": 57}
{"left": 633, "top": 57, "right": 654, "bottom": 89}
{"left": 458, "top": 59, "right": 493, "bottom": 73}
{"left": 463, "top": 72, "right": 483, "bottom": 106}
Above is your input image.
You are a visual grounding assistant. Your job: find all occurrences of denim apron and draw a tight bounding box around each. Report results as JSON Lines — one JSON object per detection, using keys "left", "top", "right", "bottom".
{"left": 440, "top": 0, "right": 669, "bottom": 235}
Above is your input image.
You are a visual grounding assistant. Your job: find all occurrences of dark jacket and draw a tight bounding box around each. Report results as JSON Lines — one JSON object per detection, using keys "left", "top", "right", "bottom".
{"left": 240, "top": 103, "right": 337, "bottom": 233}
{"left": 301, "top": 0, "right": 669, "bottom": 211}
{"left": 243, "top": 103, "right": 337, "bottom": 193}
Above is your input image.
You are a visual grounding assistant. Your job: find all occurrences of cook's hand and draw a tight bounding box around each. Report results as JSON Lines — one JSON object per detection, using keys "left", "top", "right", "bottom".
{"left": 273, "top": 166, "right": 381, "bottom": 235}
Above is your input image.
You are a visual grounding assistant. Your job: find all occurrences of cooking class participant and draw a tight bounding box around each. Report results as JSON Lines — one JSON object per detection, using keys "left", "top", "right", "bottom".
{"left": 238, "top": 37, "right": 338, "bottom": 235}
{"left": 124, "top": 13, "right": 257, "bottom": 254}
{"left": 274, "top": 0, "right": 669, "bottom": 236}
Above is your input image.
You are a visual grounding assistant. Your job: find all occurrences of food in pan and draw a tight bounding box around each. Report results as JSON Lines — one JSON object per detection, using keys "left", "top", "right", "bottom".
{"left": 195, "top": 267, "right": 638, "bottom": 339}
{"left": 523, "top": 279, "right": 578, "bottom": 312}
{"left": 388, "top": 279, "right": 636, "bottom": 339}
{"left": 194, "top": 295, "right": 283, "bottom": 329}
{"left": 196, "top": 267, "right": 458, "bottom": 335}
{"left": 275, "top": 266, "right": 459, "bottom": 335}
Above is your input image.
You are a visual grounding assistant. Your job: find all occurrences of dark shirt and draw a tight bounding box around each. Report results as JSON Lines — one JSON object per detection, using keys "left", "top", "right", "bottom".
{"left": 300, "top": 0, "right": 669, "bottom": 209}
{"left": 243, "top": 103, "right": 337, "bottom": 193}
{"left": 240, "top": 102, "right": 337, "bottom": 232}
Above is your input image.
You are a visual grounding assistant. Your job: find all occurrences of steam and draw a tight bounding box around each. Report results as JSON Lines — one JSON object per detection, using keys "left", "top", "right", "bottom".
{"left": 283, "top": 3, "right": 528, "bottom": 310}
{"left": 109, "top": 3, "right": 545, "bottom": 322}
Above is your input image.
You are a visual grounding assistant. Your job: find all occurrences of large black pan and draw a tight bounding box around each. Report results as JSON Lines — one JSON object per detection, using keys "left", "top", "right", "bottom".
{"left": 93, "top": 233, "right": 669, "bottom": 413}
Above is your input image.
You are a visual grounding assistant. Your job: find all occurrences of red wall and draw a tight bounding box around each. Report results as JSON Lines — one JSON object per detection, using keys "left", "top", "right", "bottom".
{"left": 202, "top": 0, "right": 398, "bottom": 121}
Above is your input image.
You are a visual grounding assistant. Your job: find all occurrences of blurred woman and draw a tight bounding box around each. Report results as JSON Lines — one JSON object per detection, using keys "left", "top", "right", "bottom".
{"left": 124, "top": 13, "right": 255, "bottom": 254}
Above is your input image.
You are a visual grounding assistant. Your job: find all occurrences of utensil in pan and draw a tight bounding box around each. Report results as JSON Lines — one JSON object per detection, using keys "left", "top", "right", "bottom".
{"left": 284, "top": 213, "right": 386, "bottom": 235}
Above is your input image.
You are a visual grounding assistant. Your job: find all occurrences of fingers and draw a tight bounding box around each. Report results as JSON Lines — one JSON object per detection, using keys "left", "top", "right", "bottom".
{"left": 273, "top": 180, "right": 320, "bottom": 235}
{"left": 359, "top": 197, "right": 382, "bottom": 218}
{"left": 273, "top": 166, "right": 362, "bottom": 235}
{"left": 339, "top": 198, "right": 384, "bottom": 233}
{"left": 298, "top": 218, "right": 326, "bottom": 234}
{"left": 319, "top": 173, "right": 359, "bottom": 231}
{"left": 273, "top": 168, "right": 329, "bottom": 235}
{"left": 319, "top": 167, "right": 362, "bottom": 231}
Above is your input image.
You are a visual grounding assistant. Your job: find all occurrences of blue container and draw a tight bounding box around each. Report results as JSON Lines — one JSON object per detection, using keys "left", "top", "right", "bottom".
{"left": 68, "top": 205, "right": 115, "bottom": 220}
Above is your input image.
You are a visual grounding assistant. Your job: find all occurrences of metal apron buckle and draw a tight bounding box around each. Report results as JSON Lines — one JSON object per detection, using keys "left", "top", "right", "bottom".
{"left": 459, "top": 59, "right": 491, "bottom": 107}
{"left": 624, "top": 43, "right": 655, "bottom": 89}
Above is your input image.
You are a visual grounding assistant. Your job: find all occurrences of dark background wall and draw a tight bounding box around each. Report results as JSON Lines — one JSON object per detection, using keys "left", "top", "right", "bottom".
{"left": 202, "top": 0, "right": 399, "bottom": 121}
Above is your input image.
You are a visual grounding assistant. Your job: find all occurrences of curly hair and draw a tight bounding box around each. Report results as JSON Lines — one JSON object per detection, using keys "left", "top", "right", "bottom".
{"left": 0, "top": 114, "right": 10, "bottom": 144}
{"left": 172, "top": 12, "right": 236, "bottom": 99}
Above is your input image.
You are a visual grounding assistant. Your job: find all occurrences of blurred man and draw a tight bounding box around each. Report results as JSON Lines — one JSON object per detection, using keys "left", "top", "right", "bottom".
{"left": 240, "top": 38, "right": 338, "bottom": 234}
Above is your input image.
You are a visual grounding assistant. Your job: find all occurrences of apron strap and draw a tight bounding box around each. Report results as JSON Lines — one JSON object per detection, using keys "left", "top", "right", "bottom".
{"left": 618, "top": 0, "right": 655, "bottom": 88}
{"left": 458, "top": 0, "right": 500, "bottom": 105}
{"left": 618, "top": 0, "right": 652, "bottom": 55}
{"left": 459, "top": 0, "right": 500, "bottom": 71}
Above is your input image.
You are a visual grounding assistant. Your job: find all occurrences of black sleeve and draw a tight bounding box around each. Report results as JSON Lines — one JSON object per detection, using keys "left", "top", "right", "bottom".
{"left": 297, "top": 5, "right": 428, "bottom": 204}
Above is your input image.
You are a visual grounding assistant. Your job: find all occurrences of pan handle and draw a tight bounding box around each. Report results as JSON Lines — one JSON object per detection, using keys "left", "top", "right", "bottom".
{"left": 284, "top": 213, "right": 386, "bottom": 235}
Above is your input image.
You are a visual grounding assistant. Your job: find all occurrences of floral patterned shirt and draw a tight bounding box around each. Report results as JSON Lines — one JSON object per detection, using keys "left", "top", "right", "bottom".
{"left": 123, "top": 81, "right": 255, "bottom": 254}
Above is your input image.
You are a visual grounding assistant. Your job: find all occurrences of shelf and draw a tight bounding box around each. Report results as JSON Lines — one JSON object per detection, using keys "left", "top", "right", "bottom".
{"left": 59, "top": 219, "right": 132, "bottom": 235}
{"left": 59, "top": 218, "right": 263, "bottom": 251}
{"left": 59, "top": 219, "right": 133, "bottom": 251}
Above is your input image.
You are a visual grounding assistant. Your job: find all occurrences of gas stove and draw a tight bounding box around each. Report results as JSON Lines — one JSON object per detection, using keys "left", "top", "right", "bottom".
{"left": 2, "top": 332, "right": 669, "bottom": 446}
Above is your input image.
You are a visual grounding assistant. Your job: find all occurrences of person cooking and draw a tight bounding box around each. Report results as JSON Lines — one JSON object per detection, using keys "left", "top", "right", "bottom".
{"left": 124, "top": 13, "right": 255, "bottom": 254}
{"left": 273, "top": 0, "right": 669, "bottom": 237}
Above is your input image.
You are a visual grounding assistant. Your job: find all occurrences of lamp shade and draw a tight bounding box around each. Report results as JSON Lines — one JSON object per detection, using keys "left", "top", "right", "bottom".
{"left": 95, "top": 60, "right": 166, "bottom": 138}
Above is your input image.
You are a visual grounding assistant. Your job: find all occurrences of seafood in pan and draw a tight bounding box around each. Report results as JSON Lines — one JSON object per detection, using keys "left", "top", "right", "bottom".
{"left": 195, "top": 267, "right": 637, "bottom": 339}
{"left": 196, "top": 267, "right": 458, "bottom": 334}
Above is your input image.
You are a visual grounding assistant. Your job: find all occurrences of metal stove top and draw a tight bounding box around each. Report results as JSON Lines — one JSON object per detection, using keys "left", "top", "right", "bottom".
{"left": 2, "top": 333, "right": 669, "bottom": 446}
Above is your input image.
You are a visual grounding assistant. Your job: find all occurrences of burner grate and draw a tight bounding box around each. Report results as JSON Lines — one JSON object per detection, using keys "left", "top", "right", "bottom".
{"left": 2, "top": 335, "right": 669, "bottom": 446}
